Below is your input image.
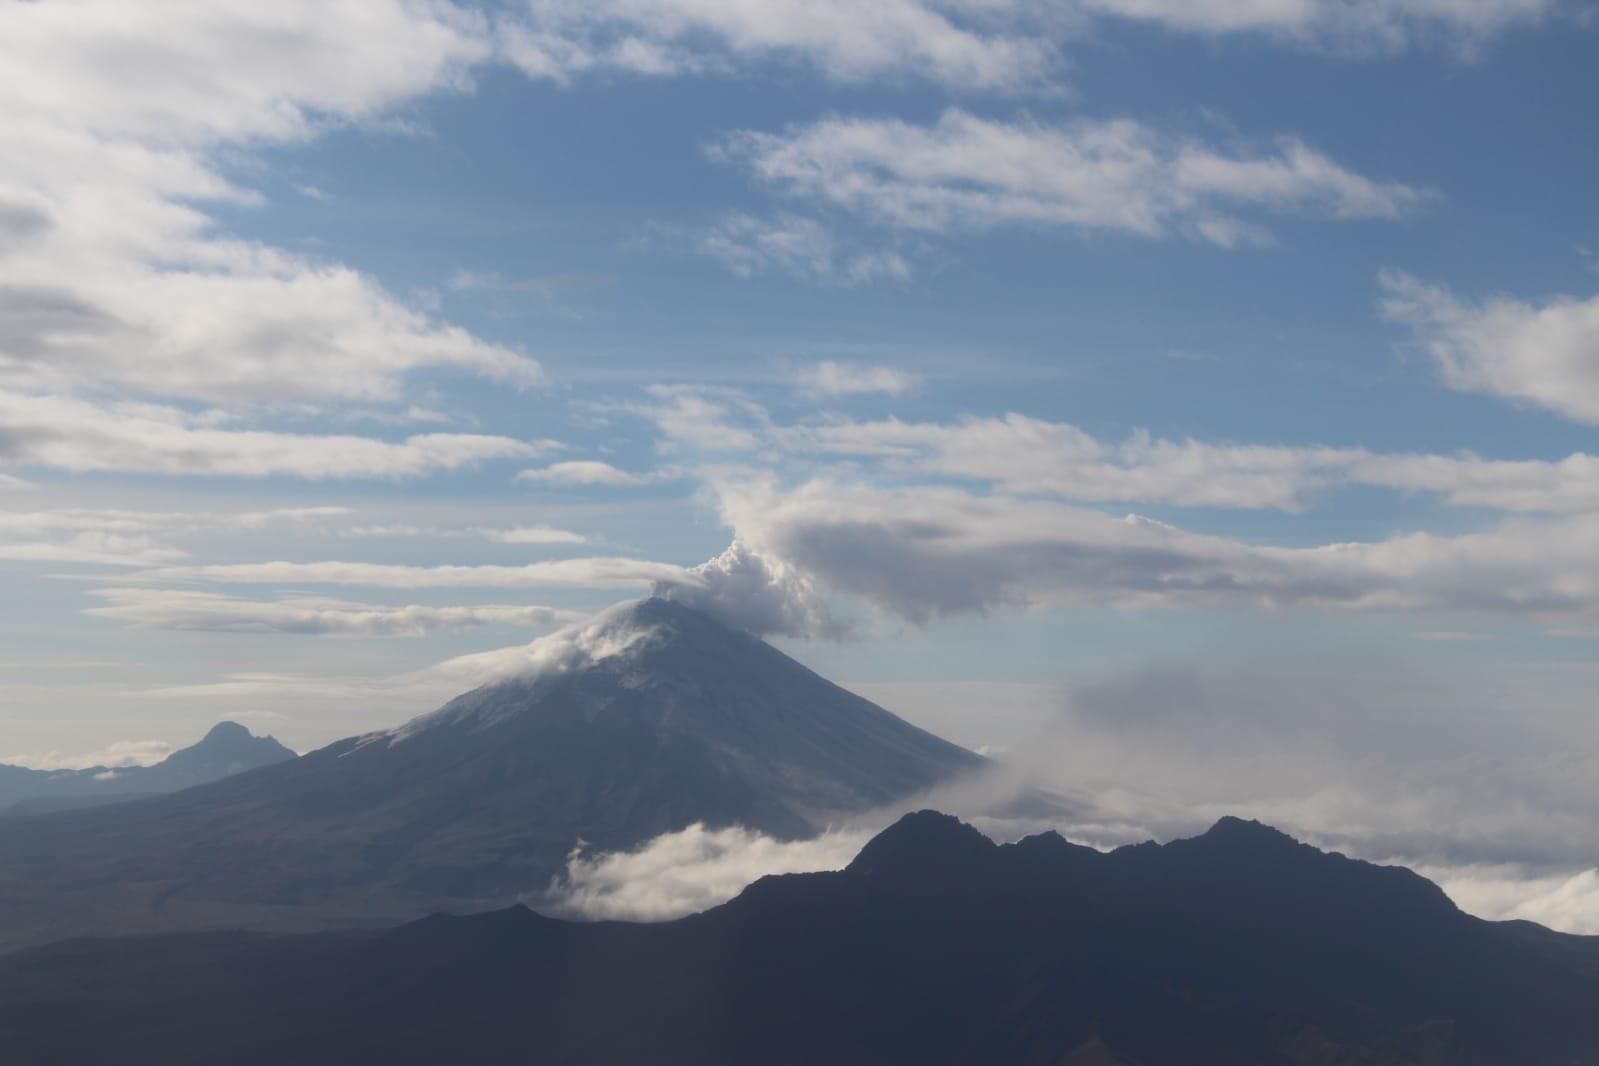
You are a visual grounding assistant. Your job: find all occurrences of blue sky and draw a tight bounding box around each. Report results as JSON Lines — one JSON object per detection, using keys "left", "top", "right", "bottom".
{"left": 4, "top": 0, "right": 1599, "bottom": 922}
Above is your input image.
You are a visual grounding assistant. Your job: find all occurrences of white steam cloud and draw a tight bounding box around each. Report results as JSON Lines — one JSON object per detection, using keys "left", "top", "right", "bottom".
{"left": 652, "top": 540, "right": 845, "bottom": 638}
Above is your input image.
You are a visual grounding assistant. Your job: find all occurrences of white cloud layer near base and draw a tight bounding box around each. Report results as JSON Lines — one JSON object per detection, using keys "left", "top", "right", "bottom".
{"left": 544, "top": 644, "right": 1599, "bottom": 932}
{"left": 0, "top": 738, "right": 174, "bottom": 772}
{"left": 547, "top": 822, "right": 876, "bottom": 921}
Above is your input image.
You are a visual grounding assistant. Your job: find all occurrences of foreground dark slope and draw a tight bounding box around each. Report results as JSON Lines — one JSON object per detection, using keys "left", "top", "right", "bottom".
{"left": 0, "top": 599, "right": 981, "bottom": 948}
{"left": 4, "top": 811, "right": 1598, "bottom": 1066}
{"left": 0, "top": 721, "right": 293, "bottom": 816}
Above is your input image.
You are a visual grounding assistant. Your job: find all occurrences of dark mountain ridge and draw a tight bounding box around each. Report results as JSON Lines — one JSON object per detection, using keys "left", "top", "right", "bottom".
{"left": 0, "top": 598, "right": 983, "bottom": 948}
{"left": 2, "top": 811, "right": 1595, "bottom": 1065}
{"left": 0, "top": 721, "right": 294, "bottom": 816}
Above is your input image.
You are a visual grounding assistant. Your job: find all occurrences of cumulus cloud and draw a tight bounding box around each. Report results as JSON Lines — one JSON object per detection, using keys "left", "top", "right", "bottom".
{"left": 718, "top": 110, "right": 1426, "bottom": 247}
{"left": 83, "top": 588, "right": 584, "bottom": 636}
{"left": 794, "top": 361, "right": 922, "bottom": 396}
{"left": 0, "top": 0, "right": 543, "bottom": 415}
{"left": 0, "top": 391, "right": 548, "bottom": 478}
{"left": 652, "top": 540, "right": 845, "bottom": 638}
{"left": 1382, "top": 271, "right": 1599, "bottom": 425}
{"left": 699, "top": 213, "right": 912, "bottom": 286}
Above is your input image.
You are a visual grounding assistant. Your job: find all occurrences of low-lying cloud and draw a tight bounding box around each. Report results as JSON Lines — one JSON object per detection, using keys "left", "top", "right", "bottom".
{"left": 546, "top": 822, "right": 875, "bottom": 921}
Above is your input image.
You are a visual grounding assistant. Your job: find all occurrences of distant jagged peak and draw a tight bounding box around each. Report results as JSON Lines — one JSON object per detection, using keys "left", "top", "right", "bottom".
{"left": 846, "top": 810, "right": 997, "bottom": 879}
{"left": 160, "top": 721, "right": 295, "bottom": 768}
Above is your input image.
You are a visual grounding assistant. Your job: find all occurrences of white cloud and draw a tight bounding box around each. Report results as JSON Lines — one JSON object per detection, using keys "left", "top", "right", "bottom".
{"left": 481, "top": 525, "right": 589, "bottom": 545}
{"left": 719, "top": 110, "right": 1426, "bottom": 247}
{"left": 795, "top": 361, "right": 922, "bottom": 396}
{"left": 83, "top": 588, "right": 585, "bottom": 636}
{"left": 1431, "top": 865, "right": 1599, "bottom": 935}
{"left": 801, "top": 414, "right": 1357, "bottom": 510}
{"left": 515, "top": 460, "right": 653, "bottom": 487}
{"left": 0, "top": 474, "right": 32, "bottom": 491}
{"left": 699, "top": 213, "right": 912, "bottom": 286}
{"left": 1080, "top": 0, "right": 1562, "bottom": 51}
{"left": 0, "top": 504, "right": 360, "bottom": 567}
{"left": 1350, "top": 451, "right": 1599, "bottom": 513}
{"left": 141, "top": 556, "right": 691, "bottom": 590}
{"left": 629, "top": 393, "right": 1599, "bottom": 515}
{"left": 548, "top": 822, "right": 874, "bottom": 920}
{"left": 0, "top": 390, "right": 547, "bottom": 478}
{"left": 1383, "top": 271, "right": 1599, "bottom": 425}
{"left": 0, "top": 0, "right": 541, "bottom": 433}
{"left": 498, "top": 0, "right": 1060, "bottom": 92}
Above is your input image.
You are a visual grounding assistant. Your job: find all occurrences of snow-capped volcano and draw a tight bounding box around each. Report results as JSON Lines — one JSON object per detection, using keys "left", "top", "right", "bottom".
{"left": 359, "top": 596, "right": 983, "bottom": 834}
{"left": 0, "top": 597, "right": 983, "bottom": 948}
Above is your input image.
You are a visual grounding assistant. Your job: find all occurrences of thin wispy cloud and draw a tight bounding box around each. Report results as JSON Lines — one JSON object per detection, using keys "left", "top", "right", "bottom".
{"left": 794, "top": 361, "right": 922, "bottom": 396}
{"left": 84, "top": 588, "right": 584, "bottom": 636}
{"left": 718, "top": 110, "right": 1428, "bottom": 247}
